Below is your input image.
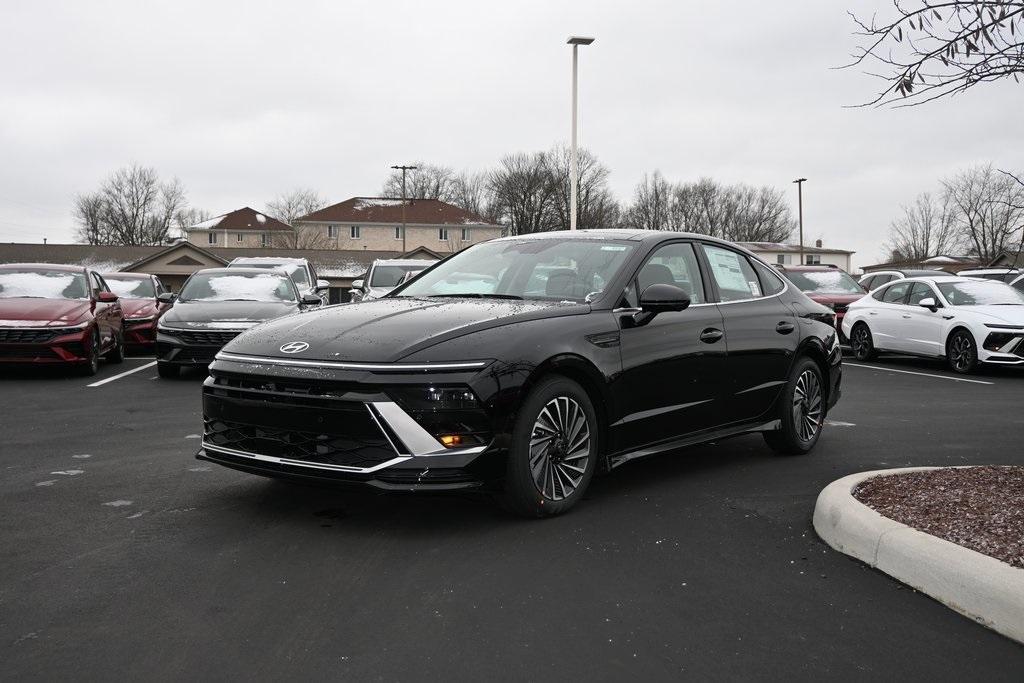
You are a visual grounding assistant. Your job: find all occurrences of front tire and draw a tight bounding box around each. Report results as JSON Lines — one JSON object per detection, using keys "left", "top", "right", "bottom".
{"left": 77, "top": 328, "right": 101, "bottom": 377}
{"left": 502, "top": 376, "right": 598, "bottom": 518}
{"left": 947, "top": 329, "right": 978, "bottom": 374}
{"left": 157, "top": 361, "right": 180, "bottom": 379}
{"left": 850, "top": 323, "right": 877, "bottom": 361}
{"left": 106, "top": 328, "right": 125, "bottom": 364}
{"left": 763, "top": 357, "right": 825, "bottom": 456}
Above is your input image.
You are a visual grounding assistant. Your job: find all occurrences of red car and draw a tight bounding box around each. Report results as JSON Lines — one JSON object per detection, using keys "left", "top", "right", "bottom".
{"left": 776, "top": 264, "right": 867, "bottom": 341}
{"left": 101, "top": 272, "right": 171, "bottom": 353}
{"left": 0, "top": 263, "right": 125, "bottom": 375}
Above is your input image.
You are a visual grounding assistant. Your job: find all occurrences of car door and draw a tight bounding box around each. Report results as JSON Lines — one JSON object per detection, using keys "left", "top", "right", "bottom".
{"left": 699, "top": 243, "right": 799, "bottom": 423}
{"left": 88, "top": 271, "right": 113, "bottom": 347}
{"left": 903, "top": 282, "right": 946, "bottom": 356}
{"left": 613, "top": 241, "right": 727, "bottom": 452}
{"left": 871, "top": 280, "right": 912, "bottom": 350}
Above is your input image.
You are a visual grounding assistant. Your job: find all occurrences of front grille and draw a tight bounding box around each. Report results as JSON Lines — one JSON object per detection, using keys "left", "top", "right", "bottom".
{"left": 833, "top": 304, "right": 849, "bottom": 314}
{"left": 174, "top": 330, "right": 242, "bottom": 345}
{"left": 0, "top": 345, "right": 60, "bottom": 360}
{"left": 0, "top": 328, "right": 58, "bottom": 343}
{"left": 204, "top": 417, "right": 396, "bottom": 469}
{"left": 176, "top": 347, "right": 220, "bottom": 363}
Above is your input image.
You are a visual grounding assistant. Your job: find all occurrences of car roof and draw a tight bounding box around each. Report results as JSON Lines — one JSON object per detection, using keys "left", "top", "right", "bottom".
{"left": 372, "top": 259, "right": 437, "bottom": 267}
{"left": 488, "top": 229, "right": 760, "bottom": 251}
{"left": 893, "top": 275, "right": 970, "bottom": 284}
{"left": 0, "top": 262, "right": 86, "bottom": 272}
{"left": 191, "top": 267, "right": 287, "bottom": 276}
{"left": 229, "top": 257, "right": 309, "bottom": 265}
{"left": 778, "top": 264, "right": 844, "bottom": 272}
{"left": 100, "top": 272, "right": 150, "bottom": 279}
{"left": 956, "top": 268, "right": 1021, "bottom": 275}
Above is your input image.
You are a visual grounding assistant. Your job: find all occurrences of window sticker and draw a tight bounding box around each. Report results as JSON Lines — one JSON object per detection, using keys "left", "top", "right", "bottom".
{"left": 708, "top": 250, "right": 752, "bottom": 293}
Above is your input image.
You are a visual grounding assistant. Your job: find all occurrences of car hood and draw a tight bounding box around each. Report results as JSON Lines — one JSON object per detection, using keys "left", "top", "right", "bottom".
{"left": 0, "top": 298, "right": 91, "bottom": 326}
{"left": 958, "top": 304, "right": 1024, "bottom": 325}
{"left": 806, "top": 293, "right": 865, "bottom": 306}
{"left": 120, "top": 298, "right": 160, "bottom": 319}
{"left": 222, "top": 297, "right": 588, "bottom": 362}
{"left": 162, "top": 300, "right": 299, "bottom": 328}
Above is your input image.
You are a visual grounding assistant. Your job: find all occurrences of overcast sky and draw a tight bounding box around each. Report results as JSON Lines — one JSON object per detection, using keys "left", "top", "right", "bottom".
{"left": 0, "top": 0, "right": 1020, "bottom": 268}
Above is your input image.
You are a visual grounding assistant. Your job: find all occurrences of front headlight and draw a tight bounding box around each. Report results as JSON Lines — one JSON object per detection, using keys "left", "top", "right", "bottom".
{"left": 49, "top": 322, "right": 90, "bottom": 335}
{"left": 127, "top": 314, "right": 155, "bottom": 322}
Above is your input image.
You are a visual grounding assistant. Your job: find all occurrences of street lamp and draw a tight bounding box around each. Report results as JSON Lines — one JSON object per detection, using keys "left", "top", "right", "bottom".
{"left": 391, "top": 164, "right": 417, "bottom": 253}
{"left": 567, "top": 36, "right": 594, "bottom": 231}
{"left": 793, "top": 178, "right": 807, "bottom": 264}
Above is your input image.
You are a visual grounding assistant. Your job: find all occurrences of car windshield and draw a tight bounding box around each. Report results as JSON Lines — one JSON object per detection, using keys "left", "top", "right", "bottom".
{"left": 179, "top": 272, "right": 296, "bottom": 302}
{"left": 104, "top": 276, "right": 155, "bottom": 298}
{"left": 393, "top": 238, "right": 637, "bottom": 302}
{"left": 0, "top": 268, "right": 90, "bottom": 300}
{"left": 371, "top": 265, "right": 426, "bottom": 288}
{"left": 786, "top": 270, "right": 864, "bottom": 295}
{"left": 937, "top": 280, "right": 1024, "bottom": 306}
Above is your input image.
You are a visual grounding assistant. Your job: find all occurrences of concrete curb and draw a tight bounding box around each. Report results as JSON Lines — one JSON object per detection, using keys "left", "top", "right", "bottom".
{"left": 813, "top": 467, "right": 1024, "bottom": 644}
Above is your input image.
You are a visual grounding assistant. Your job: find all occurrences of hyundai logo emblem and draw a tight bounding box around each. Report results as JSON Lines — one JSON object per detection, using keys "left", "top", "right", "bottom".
{"left": 279, "top": 341, "right": 309, "bottom": 354}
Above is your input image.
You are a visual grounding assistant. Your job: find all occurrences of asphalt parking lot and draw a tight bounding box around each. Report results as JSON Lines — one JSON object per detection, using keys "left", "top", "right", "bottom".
{"left": 2, "top": 355, "right": 1023, "bottom": 679}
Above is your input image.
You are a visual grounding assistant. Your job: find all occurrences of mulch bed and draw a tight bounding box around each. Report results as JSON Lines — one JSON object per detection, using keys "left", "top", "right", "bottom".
{"left": 853, "top": 466, "right": 1024, "bottom": 570}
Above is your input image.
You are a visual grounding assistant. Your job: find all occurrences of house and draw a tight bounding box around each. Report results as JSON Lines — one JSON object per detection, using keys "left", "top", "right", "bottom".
{"left": 860, "top": 254, "right": 984, "bottom": 275}
{"left": 293, "top": 197, "right": 503, "bottom": 253}
{"left": 736, "top": 240, "right": 854, "bottom": 272}
{"left": 0, "top": 241, "right": 442, "bottom": 303}
{"left": 186, "top": 207, "right": 294, "bottom": 249}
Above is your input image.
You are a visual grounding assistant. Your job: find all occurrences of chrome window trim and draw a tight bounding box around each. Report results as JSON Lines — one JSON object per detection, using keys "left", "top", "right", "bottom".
{"left": 215, "top": 351, "right": 489, "bottom": 372}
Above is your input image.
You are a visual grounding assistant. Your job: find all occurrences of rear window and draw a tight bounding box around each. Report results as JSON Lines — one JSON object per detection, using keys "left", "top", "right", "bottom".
{"left": 785, "top": 270, "right": 863, "bottom": 295}
{"left": 880, "top": 281, "right": 911, "bottom": 303}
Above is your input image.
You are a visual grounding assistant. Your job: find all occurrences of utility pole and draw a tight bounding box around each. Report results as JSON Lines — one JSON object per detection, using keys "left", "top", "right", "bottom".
{"left": 793, "top": 178, "right": 807, "bottom": 264}
{"left": 567, "top": 36, "right": 594, "bottom": 231}
{"left": 391, "top": 164, "right": 417, "bottom": 253}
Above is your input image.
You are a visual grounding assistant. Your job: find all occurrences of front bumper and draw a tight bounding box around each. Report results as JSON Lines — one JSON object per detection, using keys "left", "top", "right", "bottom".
{"left": 124, "top": 319, "right": 157, "bottom": 349}
{"left": 0, "top": 326, "right": 92, "bottom": 365}
{"left": 156, "top": 328, "right": 245, "bottom": 366}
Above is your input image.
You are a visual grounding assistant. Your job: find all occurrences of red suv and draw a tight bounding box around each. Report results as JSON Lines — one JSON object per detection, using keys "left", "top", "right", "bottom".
{"left": 0, "top": 263, "right": 125, "bottom": 375}
{"left": 776, "top": 264, "right": 866, "bottom": 341}
{"left": 101, "top": 272, "right": 171, "bottom": 353}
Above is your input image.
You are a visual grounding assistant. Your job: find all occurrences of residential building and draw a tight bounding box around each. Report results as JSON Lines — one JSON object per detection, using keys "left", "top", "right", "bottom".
{"left": 294, "top": 197, "right": 502, "bottom": 252}
{"left": 186, "top": 207, "right": 293, "bottom": 249}
{"left": 737, "top": 240, "right": 854, "bottom": 272}
{"left": 860, "top": 254, "right": 983, "bottom": 275}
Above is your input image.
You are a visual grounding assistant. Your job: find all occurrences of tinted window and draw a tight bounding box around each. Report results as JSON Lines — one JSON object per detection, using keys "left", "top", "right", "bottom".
{"left": 290, "top": 266, "right": 310, "bottom": 287}
{"left": 701, "top": 244, "right": 762, "bottom": 302}
{"left": 859, "top": 275, "right": 876, "bottom": 290}
{"left": 786, "top": 269, "right": 863, "bottom": 294}
{"left": 105, "top": 276, "right": 155, "bottom": 298}
{"left": 881, "top": 281, "right": 911, "bottom": 303}
{"left": 634, "top": 242, "right": 706, "bottom": 304}
{"left": 752, "top": 260, "right": 786, "bottom": 295}
{"left": 1013, "top": 279, "right": 1024, "bottom": 293}
{"left": 0, "top": 268, "right": 90, "bottom": 300}
{"left": 873, "top": 274, "right": 894, "bottom": 287}
{"left": 937, "top": 280, "right": 1024, "bottom": 306}
{"left": 907, "top": 283, "right": 937, "bottom": 306}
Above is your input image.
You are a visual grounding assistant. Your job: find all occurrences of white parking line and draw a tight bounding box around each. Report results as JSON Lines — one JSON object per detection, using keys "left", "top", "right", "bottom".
{"left": 87, "top": 361, "right": 157, "bottom": 387}
{"left": 845, "top": 363, "right": 993, "bottom": 385}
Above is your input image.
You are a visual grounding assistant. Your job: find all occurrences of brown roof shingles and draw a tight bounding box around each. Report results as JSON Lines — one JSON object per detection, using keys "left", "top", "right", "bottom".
{"left": 296, "top": 197, "right": 496, "bottom": 226}
{"left": 191, "top": 207, "right": 293, "bottom": 232}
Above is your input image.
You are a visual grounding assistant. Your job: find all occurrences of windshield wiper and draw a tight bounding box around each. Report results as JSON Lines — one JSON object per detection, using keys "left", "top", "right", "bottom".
{"left": 426, "top": 293, "right": 524, "bottom": 300}
{"left": 222, "top": 298, "right": 260, "bottom": 302}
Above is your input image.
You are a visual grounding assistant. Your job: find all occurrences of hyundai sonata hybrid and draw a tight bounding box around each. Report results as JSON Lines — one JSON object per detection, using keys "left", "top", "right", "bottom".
{"left": 197, "top": 230, "right": 843, "bottom": 516}
{"left": 156, "top": 267, "right": 322, "bottom": 378}
{"left": 0, "top": 263, "right": 124, "bottom": 374}
{"left": 843, "top": 276, "right": 1024, "bottom": 373}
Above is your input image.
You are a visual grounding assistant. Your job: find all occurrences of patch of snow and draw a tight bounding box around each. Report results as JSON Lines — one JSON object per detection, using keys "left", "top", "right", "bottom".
{"left": 192, "top": 215, "right": 224, "bottom": 229}
{"left": 184, "top": 434, "right": 201, "bottom": 440}
{"left": 354, "top": 198, "right": 405, "bottom": 210}
{"left": 35, "top": 480, "right": 56, "bottom": 487}
{"left": 185, "top": 273, "right": 294, "bottom": 302}
{"left": 50, "top": 470, "right": 84, "bottom": 476}
{"left": 924, "top": 256, "right": 957, "bottom": 264}
{"left": 103, "top": 500, "right": 133, "bottom": 507}
{"left": 71, "top": 454, "right": 92, "bottom": 459}
{"left": 127, "top": 511, "right": 146, "bottom": 519}
{"left": 0, "top": 272, "right": 87, "bottom": 299}
{"left": 256, "top": 214, "right": 266, "bottom": 223}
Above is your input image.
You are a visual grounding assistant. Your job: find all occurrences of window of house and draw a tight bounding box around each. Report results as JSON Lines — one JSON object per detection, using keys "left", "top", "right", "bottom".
{"left": 350, "top": 225, "right": 361, "bottom": 239}
{"left": 236, "top": 233, "right": 243, "bottom": 243}
{"left": 260, "top": 233, "right": 268, "bottom": 247}
{"left": 776, "top": 254, "right": 791, "bottom": 265}
{"left": 805, "top": 254, "right": 821, "bottom": 265}
{"left": 394, "top": 226, "right": 402, "bottom": 239}
{"left": 439, "top": 227, "right": 449, "bottom": 241}
{"left": 208, "top": 232, "right": 217, "bottom": 245}
{"left": 327, "top": 225, "right": 338, "bottom": 238}
{"left": 461, "top": 228, "right": 471, "bottom": 241}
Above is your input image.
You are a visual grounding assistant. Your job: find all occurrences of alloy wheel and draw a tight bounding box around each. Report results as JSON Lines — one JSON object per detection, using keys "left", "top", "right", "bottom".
{"left": 950, "top": 333, "right": 974, "bottom": 372}
{"left": 529, "top": 396, "right": 591, "bottom": 501}
{"left": 852, "top": 326, "right": 870, "bottom": 359}
{"left": 792, "top": 370, "right": 822, "bottom": 442}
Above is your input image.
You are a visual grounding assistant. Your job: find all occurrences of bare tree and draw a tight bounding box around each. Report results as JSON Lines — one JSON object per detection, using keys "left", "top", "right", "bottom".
{"left": 883, "top": 191, "right": 963, "bottom": 260}
{"left": 449, "top": 171, "right": 499, "bottom": 223}
{"left": 272, "top": 226, "right": 332, "bottom": 250}
{"left": 544, "top": 145, "right": 621, "bottom": 230}
{"left": 625, "top": 172, "right": 674, "bottom": 230}
{"left": 848, "top": 1, "right": 1024, "bottom": 106}
{"left": 725, "top": 185, "right": 795, "bottom": 242}
{"left": 943, "top": 164, "right": 1024, "bottom": 258}
{"left": 264, "top": 188, "right": 327, "bottom": 225}
{"left": 381, "top": 163, "right": 457, "bottom": 201}
{"left": 74, "top": 164, "right": 190, "bottom": 245}
{"left": 488, "top": 152, "right": 560, "bottom": 235}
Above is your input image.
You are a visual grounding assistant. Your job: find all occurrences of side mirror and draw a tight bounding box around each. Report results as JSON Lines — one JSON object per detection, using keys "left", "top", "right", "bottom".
{"left": 918, "top": 297, "right": 939, "bottom": 312}
{"left": 640, "top": 283, "right": 691, "bottom": 313}
{"left": 301, "top": 293, "right": 323, "bottom": 307}
{"left": 96, "top": 291, "right": 118, "bottom": 303}
{"left": 351, "top": 279, "right": 364, "bottom": 291}
{"left": 315, "top": 279, "right": 330, "bottom": 292}
{"left": 157, "top": 292, "right": 176, "bottom": 304}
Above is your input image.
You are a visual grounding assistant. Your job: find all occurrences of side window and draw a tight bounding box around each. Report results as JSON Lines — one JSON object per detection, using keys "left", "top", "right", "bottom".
{"left": 873, "top": 274, "right": 893, "bottom": 287}
{"left": 290, "top": 265, "right": 310, "bottom": 288}
{"left": 629, "top": 242, "right": 706, "bottom": 305}
{"left": 751, "top": 260, "right": 785, "bottom": 296}
{"left": 881, "top": 281, "right": 911, "bottom": 304}
{"left": 907, "top": 283, "right": 936, "bottom": 306}
{"left": 700, "top": 244, "right": 762, "bottom": 302}
{"left": 860, "top": 276, "right": 875, "bottom": 290}
{"left": 89, "top": 272, "right": 104, "bottom": 296}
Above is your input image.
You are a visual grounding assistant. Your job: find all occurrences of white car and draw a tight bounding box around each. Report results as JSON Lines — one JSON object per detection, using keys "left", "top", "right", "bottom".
{"left": 1011, "top": 274, "right": 1024, "bottom": 293}
{"left": 841, "top": 276, "right": 1024, "bottom": 374}
{"left": 350, "top": 258, "right": 436, "bottom": 301}
{"left": 955, "top": 268, "right": 1021, "bottom": 284}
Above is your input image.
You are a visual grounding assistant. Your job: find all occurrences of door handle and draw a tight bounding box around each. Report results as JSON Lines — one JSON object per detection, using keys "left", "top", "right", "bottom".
{"left": 902, "top": 314, "right": 911, "bottom": 319}
{"left": 699, "top": 328, "right": 723, "bottom": 343}
{"left": 775, "top": 321, "right": 795, "bottom": 334}
{"left": 868, "top": 311, "right": 877, "bottom": 315}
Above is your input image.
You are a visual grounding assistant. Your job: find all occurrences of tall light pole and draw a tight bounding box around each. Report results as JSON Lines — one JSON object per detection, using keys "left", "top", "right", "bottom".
{"left": 793, "top": 178, "right": 807, "bottom": 264}
{"left": 567, "top": 36, "right": 594, "bottom": 231}
{"left": 391, "top": 164, "right": 417, "bottom": 253}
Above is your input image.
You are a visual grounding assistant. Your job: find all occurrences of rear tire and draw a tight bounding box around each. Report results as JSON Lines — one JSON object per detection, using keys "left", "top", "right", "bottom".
{"left": 763, "top": 357, "right": 825, "bottom": 456}
{"left": 106, "top": 328, "right": 125, "bottom": 364}
{"left": 502, "top": 376, "right": 598, "bottom": 518}
{"left": 947, "top": 329, "right": 978, "bottom": 374}
{"left": 850, "top": 322, "right": 877, "bottom": 361}
{"left": 157, "top": 361, "right": 180, "bottom": 379}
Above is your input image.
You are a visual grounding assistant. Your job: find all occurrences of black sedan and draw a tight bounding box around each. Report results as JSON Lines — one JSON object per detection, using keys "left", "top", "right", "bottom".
{"left": 156, "top": 267, "right": 321, "bottom": 378}
{"left": 197, "top": 231, "right": 842, "bottom": 516}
